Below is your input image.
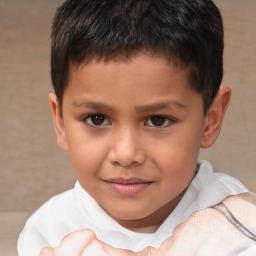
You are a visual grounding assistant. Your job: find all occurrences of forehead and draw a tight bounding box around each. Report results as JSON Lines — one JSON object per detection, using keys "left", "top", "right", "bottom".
{"left": 69, "top": 53, "right": 191, "bottom": 90}
{"left": 63, "top": 53, "right": 202, "bottom": 113}
{"left": 62, "top": 54, "right": 204, "bottom": 122}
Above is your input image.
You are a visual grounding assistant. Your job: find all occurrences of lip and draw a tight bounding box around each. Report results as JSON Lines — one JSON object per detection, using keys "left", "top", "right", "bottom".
{"left": 105, "top": 178, "right": 153, "bottom": 196}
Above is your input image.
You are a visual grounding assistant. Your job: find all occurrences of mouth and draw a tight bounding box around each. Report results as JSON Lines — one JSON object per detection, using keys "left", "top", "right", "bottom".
{"left": 104, "top": 178, "right": 153, "bottom": 196}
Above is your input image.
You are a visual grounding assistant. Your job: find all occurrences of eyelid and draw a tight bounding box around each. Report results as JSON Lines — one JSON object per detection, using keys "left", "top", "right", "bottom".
{"left": 144, "top": 115, "right": 176, "bottom": 128}
{"left": 82, "top": 114, "right": 111, "bottom": 127}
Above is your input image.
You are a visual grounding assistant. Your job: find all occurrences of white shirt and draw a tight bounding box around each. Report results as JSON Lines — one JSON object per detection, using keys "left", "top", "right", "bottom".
{"left": 17, "top": 160, "right": 255, "bottom": 256}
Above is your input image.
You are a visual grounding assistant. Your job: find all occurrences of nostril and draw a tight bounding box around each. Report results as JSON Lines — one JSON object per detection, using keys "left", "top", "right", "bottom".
{"left": 112, "top": 160, "right": 138, "bottom": 168}
{"left": 111, "top": 154, "right": 145, "bottom": 167}
{"left": 112, "top": 161, "right": 120, "bottom": 166}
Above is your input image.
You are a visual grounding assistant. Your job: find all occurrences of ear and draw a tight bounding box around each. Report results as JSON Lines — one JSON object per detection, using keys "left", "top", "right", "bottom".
{"left": 201, "top": 86, "right": 231, "bottom": 148}
{"left": 48, "top": 93, "right": 69, "bottom": 151}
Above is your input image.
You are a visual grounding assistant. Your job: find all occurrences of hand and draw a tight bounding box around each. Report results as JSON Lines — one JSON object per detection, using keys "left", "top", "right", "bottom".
{"left": 40, "top": 229, "right": 151, "bottom": 256}
{"left": 157, "top": 193, "right": 256, "bottom": 256}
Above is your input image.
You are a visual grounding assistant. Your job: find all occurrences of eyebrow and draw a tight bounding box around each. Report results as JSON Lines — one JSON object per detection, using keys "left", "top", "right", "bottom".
{"left": 72, "top": 100, "right": 114, "bottom": 112}
{"left": 72, "top": 100, "right": 187, "bottom": 112}
{"left": 135, "top": 101, "right": 187, "bottom": 113}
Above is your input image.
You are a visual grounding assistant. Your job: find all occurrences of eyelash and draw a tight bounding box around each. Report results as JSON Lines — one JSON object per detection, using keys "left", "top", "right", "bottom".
{"left": 144, "top": 115, "right": 175, "bottom": 128}
{"left": 83, "top": 114, "right": 111, "bottom": 127}
{"left": 82, "top": 114, "right": 175, "bottom": 128}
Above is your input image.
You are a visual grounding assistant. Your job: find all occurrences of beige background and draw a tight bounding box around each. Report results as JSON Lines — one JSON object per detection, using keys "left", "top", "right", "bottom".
{"left": 0, "top": 0, "right": 255, "bottom": 255}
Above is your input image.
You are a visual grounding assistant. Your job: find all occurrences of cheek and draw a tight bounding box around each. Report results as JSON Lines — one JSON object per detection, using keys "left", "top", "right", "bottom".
{"left": 152, "top": 131, "right": 201, "bottom": 164}
{"left": 67, "top": 133, "right": 107, "bottom": 179}
{"left": 151, "top": 129, "right": 202, "bottom": 184}
{"left": 175, "top": 121, "right": 204, "bottom": 159}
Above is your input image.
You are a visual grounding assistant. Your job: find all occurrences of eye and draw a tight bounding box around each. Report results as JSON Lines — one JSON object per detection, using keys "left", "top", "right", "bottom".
{"left": 145, "top": 116, "right": 173, "bottom": 127}
{"left": 84, "top": 114, "right": 111, "bottom": 127}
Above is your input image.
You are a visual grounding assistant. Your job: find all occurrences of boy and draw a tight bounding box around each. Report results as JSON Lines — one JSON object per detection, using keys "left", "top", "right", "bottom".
{"left": 18, "top": 0, "right": 256, "bottom": 255}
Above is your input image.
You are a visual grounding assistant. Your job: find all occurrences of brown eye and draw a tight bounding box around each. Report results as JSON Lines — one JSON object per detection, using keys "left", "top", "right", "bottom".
{"left": 85, "top": 114, "right": 110, "bottom": 126}
{"left": 145, "top": 116, "right": 173, "bottom": 127}
{"left": 151, "top": 116, "right": 166, "bottom": 126}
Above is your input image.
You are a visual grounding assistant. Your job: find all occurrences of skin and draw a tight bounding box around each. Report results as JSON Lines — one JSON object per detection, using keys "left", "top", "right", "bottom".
{"left": 45, "top": 53, "right": 237, "bottom": 254}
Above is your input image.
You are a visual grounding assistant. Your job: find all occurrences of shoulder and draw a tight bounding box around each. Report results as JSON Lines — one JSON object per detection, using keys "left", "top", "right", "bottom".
{"left": 197, "top": 160, "right": 248, "bottom": 194}
{"left": 25, "top": 188, "right": 76, "bottom": 226}
{"left": 18, "top": 189, "right": 77, "bottom": 256}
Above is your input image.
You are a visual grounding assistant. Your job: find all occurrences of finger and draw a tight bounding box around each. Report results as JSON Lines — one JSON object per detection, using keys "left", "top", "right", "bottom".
{"left": 80, "top": 238, "right": 110, "bottom": 256}
{"left": 40, "top": 247, "right": 55, "bottom": 256}
{"left": 139, "top": 246, "right": 159, "bottom": 256}
{"left": 100, "top": 242, "right": 134, "bottom": 256}
{"left": 55, "top": 229, "right": 97, "bottom": 255}
{"left": 101, "top": 242, "right": 145, "bottom": 256}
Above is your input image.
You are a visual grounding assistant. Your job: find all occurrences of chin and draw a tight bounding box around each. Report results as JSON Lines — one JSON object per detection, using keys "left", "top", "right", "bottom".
{"left": 108, "top": 207, "right": 152, "bottom": 221}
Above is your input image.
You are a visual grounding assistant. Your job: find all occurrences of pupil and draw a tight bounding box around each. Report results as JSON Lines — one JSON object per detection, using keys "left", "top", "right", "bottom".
{"left": 151, "top": 116, "right": 165, "bottom": 126}
{"left": 91, "top": 115, "right": 105, "bottom": 125}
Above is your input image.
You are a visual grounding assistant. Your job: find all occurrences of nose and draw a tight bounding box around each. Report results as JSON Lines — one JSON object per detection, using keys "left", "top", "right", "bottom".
{"left": 108, "top": 127, "right": 146, "bottom": 167}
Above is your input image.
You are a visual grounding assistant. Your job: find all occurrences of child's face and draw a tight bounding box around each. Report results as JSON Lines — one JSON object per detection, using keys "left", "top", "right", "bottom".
{"left": 53, "top": 54, "right": 207, "bottom": 231}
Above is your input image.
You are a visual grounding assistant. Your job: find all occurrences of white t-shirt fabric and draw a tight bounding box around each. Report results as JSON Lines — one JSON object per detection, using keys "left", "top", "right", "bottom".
{"left": 17, "top": 160, "right": 255, "bottom": 256}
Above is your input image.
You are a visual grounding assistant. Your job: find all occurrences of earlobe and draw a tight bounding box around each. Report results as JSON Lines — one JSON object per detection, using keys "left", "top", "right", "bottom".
{"left": 48, "top": 93, "right": 69, "bottom": 151}
{"left": 201, "top": 86, "right": 231, "bottom": 148}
